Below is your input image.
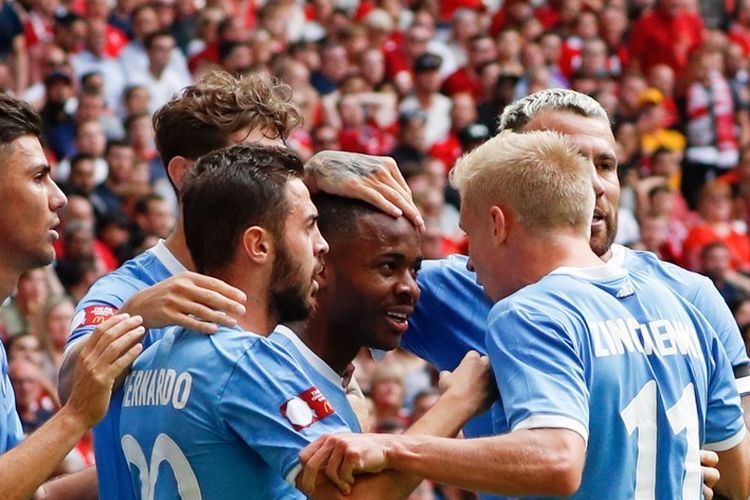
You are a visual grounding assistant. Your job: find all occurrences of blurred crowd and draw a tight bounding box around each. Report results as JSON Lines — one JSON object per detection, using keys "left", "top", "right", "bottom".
{"left": 3, "top": 0, "right": 750, "bottom": 497}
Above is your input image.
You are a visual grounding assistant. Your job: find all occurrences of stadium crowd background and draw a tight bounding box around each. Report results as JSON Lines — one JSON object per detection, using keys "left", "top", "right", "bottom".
{"left": 1, "top": 0, "right": 750, "bottom": 497}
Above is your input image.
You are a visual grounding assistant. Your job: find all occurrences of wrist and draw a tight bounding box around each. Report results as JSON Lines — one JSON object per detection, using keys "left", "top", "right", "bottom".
{"left": 438, "top": 389, "right": 480, "bottom": 419}
{"left": 56, "top": 403, "right": 96, "bottom": 436}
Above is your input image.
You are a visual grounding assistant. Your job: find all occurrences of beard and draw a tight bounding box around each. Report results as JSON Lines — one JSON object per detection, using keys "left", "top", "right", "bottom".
{"left": 268, "top": 237, "right": 316, "bottom": 324}
{"left": 590, "top": 213, "right": 618, "bottom": 257}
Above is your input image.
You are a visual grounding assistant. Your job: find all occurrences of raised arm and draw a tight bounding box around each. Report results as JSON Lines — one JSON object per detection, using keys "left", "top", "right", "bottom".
{"left": 1, "top": 315, "right": 143, "bottom": 499}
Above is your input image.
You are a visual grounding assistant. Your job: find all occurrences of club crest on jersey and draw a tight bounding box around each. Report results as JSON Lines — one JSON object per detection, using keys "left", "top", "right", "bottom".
{"left": 280, "top": 387, "right": 335, "bottom": 431}
{"left": 73, "top": 305, "right": 117, "bottom": 329}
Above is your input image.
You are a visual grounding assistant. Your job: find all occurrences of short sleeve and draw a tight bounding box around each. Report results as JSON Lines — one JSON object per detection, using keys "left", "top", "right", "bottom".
{"left": 690, "top": 276, "right": 750, "bottom": 386}
{"left": 704, "top": 332, "right": 746, "bottom": 451}
{"left": 486, "top": 304, "right": 589, "bottom": 442}
{"left": 218, "top": 339, "right": 353, "bottom": 486}
{"left": 65, "top": 275, "right": 148, "bottom": 349}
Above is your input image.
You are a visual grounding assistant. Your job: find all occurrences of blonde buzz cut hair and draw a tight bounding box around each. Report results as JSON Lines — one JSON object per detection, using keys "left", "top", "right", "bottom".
{"left": 450, "top": 130, "right": 594, "bottom": 238}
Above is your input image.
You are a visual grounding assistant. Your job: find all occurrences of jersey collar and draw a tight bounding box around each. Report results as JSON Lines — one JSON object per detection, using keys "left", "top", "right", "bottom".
{"left": 273, "top": 325, "right": 343, "bottom": 388}
{"left": 549, "top": 262, "right": 628, "bottom": 281}
{"left": 151, "top": 239, "right": 188, "bottom": 276}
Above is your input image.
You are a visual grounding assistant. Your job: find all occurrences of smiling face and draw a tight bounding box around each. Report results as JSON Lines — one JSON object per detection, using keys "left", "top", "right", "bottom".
{"left": 322, "top": 213, "right": 421, "bottom": 351}
{"left": 521, "top": 111, "right": 619, "bottom": 258}
{"left": 0, "top": 135, "right": 67, "bottom": 275}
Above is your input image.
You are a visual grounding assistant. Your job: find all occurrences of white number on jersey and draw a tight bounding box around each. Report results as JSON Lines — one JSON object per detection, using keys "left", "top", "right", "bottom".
{"left": 121, "top": 433, "right": 202, "bottom": 500}
{"left": 620, "top": 381, "right": 701, "bottom": 498}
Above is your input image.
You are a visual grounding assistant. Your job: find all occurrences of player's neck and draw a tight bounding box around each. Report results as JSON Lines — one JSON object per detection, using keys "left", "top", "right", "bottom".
{"left": 164, "top": 216, "right": 196, "bottom": 271}
{"left": 213, "top": 267, "right": 277, "bottom": 336}
{"left": 293, "top": 314, "right": 358, "bottom": 376}
{"left": 506, "top": 235, "right": 603, "bottom": 294}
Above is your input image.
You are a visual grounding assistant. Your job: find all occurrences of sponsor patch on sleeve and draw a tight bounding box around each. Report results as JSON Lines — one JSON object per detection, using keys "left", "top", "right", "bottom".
{"left": 280, "top": 387, "right": 335, "bottom": 431}
{"left": 73, "top": 305, "right": 117, "bottom": 329}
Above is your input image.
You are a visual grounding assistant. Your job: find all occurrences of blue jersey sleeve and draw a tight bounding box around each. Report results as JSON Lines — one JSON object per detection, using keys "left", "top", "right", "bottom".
{"left": 0, "top": 349, "right": 22, "bottom": 451}
{"left": 66, "top": 274, "right": 149, "bottom": 348}
{"left": 704, "top": 331, "right": 746, "bottom": 451}
{"left": 690, "top": 275, "right": 750, "bottom": 388}
{"left": 485, "top": 304, "right": 589, "bottom": 442}
{"left": 218, "top": 338, "right": 354, "bottom": 487}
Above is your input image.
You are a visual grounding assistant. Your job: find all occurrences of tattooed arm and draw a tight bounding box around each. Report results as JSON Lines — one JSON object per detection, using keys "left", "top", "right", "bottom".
{"left": 304, "top": 151, "right": 424, "bottom": 231}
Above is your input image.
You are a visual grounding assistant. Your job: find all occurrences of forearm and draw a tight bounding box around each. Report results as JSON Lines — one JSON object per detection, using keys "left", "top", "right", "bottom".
{"left": 0, "top": 408, "right": 88, "bottom": 499}
{"left": 58, "top": 341, "right": 85, "bottom": 403}
{"left": 383, "top": 430, "right": 584, "bottom": 497}
{"left": 714, "top": 433, "right": 750, "bottom": 500}
{"left": 34, "top": 466, "right": 97, "bottom": 500}
{"left": 310, "top": 471, "right": 419, "bottom": 500}
{"left": 405, "top": 392, "right": 477, "bottom": 438}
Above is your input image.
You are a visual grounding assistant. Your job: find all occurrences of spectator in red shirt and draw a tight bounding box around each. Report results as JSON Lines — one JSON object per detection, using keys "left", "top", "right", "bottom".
{"left": 441, "top": 33, "right": 497, "bottom": 100}
{"left": 628, "top": 0, "right": 705, "bottom": 79}
{"left": 729, "top": 0, "right": 750, "bottom": 56}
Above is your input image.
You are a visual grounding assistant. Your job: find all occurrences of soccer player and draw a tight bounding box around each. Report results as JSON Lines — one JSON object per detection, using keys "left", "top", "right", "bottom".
{"left": 401, "top": 88, "right": 750, "bottom": 496}
{"left": 300, "top": 130, "right": 750, "bottom": 498}
{"left": 58, "top": 71, "right": 422, "bottom": 499}
{"left": 0, "top": 93, "right": 144, "bottom": 498}
{"left": 118, "top": 144, "right": 490, "bottom": 499}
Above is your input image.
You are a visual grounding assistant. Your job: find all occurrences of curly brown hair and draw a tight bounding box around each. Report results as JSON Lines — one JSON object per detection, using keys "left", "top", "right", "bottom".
{"left": 153, "top": 71, "right": 302, "bottom": 169}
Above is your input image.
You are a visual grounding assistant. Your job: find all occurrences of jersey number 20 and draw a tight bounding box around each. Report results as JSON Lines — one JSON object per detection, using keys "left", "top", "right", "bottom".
{"left": 620, "top": 381, "right": 701, "bottom": 498}
{"left": 121, "top": 433, "right": 202, "bottom": 499}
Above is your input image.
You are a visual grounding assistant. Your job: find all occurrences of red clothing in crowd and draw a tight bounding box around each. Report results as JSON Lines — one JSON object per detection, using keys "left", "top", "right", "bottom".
{"left": 682, "top": 223, "right": 750, "bottom": 271}
{"left": 441, "top": 67, "right": 482, "bottom": 100}
{"left": 628, "top": 6, "right": 704, "bottom": 78}
{"left": 729, "top": 23, "right": 750, "bottom": 57}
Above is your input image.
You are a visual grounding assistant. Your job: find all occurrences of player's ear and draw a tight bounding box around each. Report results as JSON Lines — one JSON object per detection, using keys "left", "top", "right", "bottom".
{"left": 167, "top": 156, "right": 191, "bottom": 193}
{"left": 490, "top": 205, "right": 507, "bottom": 243}
{"left": 241, "top": 226, "right": 271, "bottom": 264}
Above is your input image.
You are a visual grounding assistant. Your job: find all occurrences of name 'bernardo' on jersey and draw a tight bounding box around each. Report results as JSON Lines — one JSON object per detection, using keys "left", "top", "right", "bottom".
{"left": 122, "top": 368, "right": 193, "bottom": 409}
{"left": 588, "top": 318, "right": 703, "bottom": 360}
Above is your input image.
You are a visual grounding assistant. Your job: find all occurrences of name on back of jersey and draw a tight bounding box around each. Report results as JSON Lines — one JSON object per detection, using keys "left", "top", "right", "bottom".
{"left": 123, "top": 369, "right": 193, "bottom": 409}
{"left": 588, "top": 318, "right": 703, "bottom": 360}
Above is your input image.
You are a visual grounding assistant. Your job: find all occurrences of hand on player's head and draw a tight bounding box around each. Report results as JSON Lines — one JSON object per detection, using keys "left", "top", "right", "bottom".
{"left": 304, "top": 151, "right": 425, "bottom": 232}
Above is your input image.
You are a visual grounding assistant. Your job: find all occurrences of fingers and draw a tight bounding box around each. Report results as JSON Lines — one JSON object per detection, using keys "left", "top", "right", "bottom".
{"left": 701, "top": 465, "right": 720, "bottom": 489}
{"left": 170, "top": 298, "right": 237, "bottom": 331}
{"left": 379, "top": 156, "right": 411, "bottom": 195}
{"left": 437, "top": 370, "right": 452, "bottom": 393}
{"left": 93, "top": 322, "right": 146, "bottom": 368}
{"left": 301, "top": 441, "right": 329, "bottom": 494}
{"left": 107, "top": 343, "right": 144, "bottom": 380}
{"left": 703, "top": 484, "right": 713, "bottom": 500}
{"left": 325, "top": 443, "right": 351, "bottom": 495}
{"left": 188, "top": 273, "right": 247, "bottom": 310}
{"left": 699, "top": 449, "right": 719, "bottom": 467}
{"left": 85, "top": 315, "right": 143, "bottom": 360}
{"left": 369, "top": 169, "right": 424, "bottom": 232}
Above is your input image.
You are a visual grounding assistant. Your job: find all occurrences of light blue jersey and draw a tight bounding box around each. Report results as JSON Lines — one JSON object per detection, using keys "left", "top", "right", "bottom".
{"left": 404, "top": 249, "right": 750, "bottom": 439}
{"left": 0, "top": 346, "right": 23, "bottom": 452}
{"left": 609, "top": 244, "right": 750, "bottom": 390}
{"left": 65, "top": 241, "right": 186, "bottom": 500}
{"left": 118, "top": 324, "right": 356, "bottom": 499}
{"left": 270, "top": 326, "right": 361, "bottom": 433}
{"left": 487, "top": 264, "right": 745, "bottom": 499}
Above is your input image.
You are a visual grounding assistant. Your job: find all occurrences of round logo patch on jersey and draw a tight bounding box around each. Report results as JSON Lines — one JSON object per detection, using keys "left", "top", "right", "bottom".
{"left": 285, "top": 397, "right": 315, "bottom": 428}
{"left": 280, "top": 387, "right": 336, "bottom": 431}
